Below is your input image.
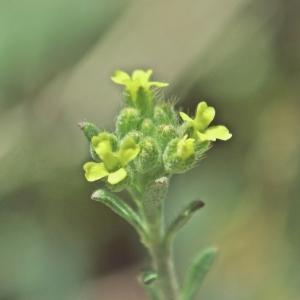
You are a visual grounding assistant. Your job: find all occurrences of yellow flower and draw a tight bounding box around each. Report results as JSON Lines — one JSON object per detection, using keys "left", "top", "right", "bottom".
{"left": 180, "top": 101, "right": 232, "bottom": 142}
{"left": 83, "top": 133, "right": 140, "bottom": 185}
{"left": 111, "top": 69, "right": 168, "bottom": 102}
{"left": 176, "top": 135, "right": 195, "bottom": 160}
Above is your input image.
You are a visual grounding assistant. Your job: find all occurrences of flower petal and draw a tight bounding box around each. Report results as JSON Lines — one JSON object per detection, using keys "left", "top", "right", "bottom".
{"left": 111, "top": 70, "right": 130, "bottom": 85}
{"left": 198, "top": 125, "right": 232, "bottom": 142}
{"left": 132, "top": 69, "right": 152, "bottom": 83}
{"left": 83, "top": 162, "right": 108, "bottom": 182}
{"left": 118, "top": 137, "right": 140, "bottom": 166}
{"left": 107, "top": 168, "right": 127, "bottom": 185}
{"left": 177, "top": 135, "right": 195, "bottom": 160}
{"left": 149, "top": 81, "right": 169, "bottom": 88}
{"left": 195, "top": 101, "right": 215, "bottom": 130}
{"left": 179, "top": 112, "right": 193, "bottom": 123}
{"left": 92, "top": 134, "right": 119, "bottom": 170}
{"left": 92, "top": 136, "right": 112, "bottom": 159}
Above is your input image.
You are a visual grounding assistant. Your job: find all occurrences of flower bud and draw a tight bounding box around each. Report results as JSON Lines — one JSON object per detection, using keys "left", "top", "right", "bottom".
{"left": 78, "top": 121, "right": 99, "bottom": 141}
{"left": 154, "top": 103, "right": 178, "bottom": 125}
{"left": 163, "top": 136, "right": 196, "bottom": 174}
{"left": 123, "top": 130, "right": 143, "bottom": 144}
{"left": 157, "top": 124, "right": 177, "bottom": 147}
{"left": 116, "top": 107, "right": 141, "bottom": 137}
{"left": 135, "top": 137, "right": 161, "bottom": 173}
{"left": 141, "top": 118, "right": 156, "bottom": 136}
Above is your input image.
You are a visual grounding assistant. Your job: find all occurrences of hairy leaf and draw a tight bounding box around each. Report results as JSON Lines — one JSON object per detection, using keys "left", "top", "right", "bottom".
{"left": 91, "top": 189, "right": 146, "bottom": 237}
{"left": 165, "top": 200, "right": 204, "bottom": 245}
{"left": 181, "top": 247, "right": 218, "bottom": 300}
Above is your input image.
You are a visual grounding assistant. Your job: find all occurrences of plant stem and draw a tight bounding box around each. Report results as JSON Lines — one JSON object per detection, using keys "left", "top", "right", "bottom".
{"left": 149, "top": 241, "right": 179, "bottom": 300}
{"left": 142, "top": 179, "right": 180, "bottom": 300}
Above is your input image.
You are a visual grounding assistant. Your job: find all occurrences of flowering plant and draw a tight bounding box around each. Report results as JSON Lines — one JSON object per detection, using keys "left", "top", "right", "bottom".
{"left": 80, "top": 69, "right": 232, "bottom": 300}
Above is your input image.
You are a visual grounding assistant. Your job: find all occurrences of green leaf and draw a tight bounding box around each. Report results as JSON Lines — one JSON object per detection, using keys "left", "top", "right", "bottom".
{"left": 91, "top": 189, "right": 146, "bottom": 237}
{"left": 139, "top": 270, "right": 158, "bottom": 285}
{"left": 139, "top": 270, "right": 161, "bottom": 300}
{"left": 78, "top": 121, "right": 100, "bottom": 141}
{"left": 181, "top": 247, "right": 218, "bottom": 300}
{"left": 165, "top": 200, "right": 204, "bottom": 245}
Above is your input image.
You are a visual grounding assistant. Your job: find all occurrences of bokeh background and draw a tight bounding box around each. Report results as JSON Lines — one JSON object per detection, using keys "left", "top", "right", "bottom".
{"left": 0, "top": 0, "right": 299, "bottom": 299}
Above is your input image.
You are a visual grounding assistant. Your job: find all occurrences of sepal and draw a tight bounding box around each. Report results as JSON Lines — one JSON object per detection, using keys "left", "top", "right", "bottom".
{"left": 78, "top": 121, "right": 100, "bottom": 141}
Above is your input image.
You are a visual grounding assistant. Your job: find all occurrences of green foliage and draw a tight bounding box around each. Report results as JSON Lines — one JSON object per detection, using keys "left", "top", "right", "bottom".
{"left": 79, "top": 69, "right": 231, "bottom": 300}
{"left": 91, "top": 189, "right": 146, "bottom": 239}
{"left": 165, "top": 200, "right": 205, "bottom": 246}
{"left": 140, "top": 270, "right": 159, "bottom": 285}
{"left": 181, "top": 247, "right": 218, "bottom": 300}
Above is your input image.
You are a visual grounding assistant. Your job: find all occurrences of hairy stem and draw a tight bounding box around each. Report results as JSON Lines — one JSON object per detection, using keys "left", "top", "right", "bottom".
{"left": 149, "top": 241, "right": 179, "bottom": 300}
{"left": 141, "top": 178, "right": 180, "bottom": 300}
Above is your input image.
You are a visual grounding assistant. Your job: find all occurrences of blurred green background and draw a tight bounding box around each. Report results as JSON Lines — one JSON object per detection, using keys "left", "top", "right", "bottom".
{"left": 0, "top": 0, "right": 299, "bottom": 299}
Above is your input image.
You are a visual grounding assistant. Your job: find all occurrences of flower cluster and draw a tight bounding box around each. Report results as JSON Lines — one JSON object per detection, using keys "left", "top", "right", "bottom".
{"left": 80, "top": 69, "right": 232, "bottom": 190}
